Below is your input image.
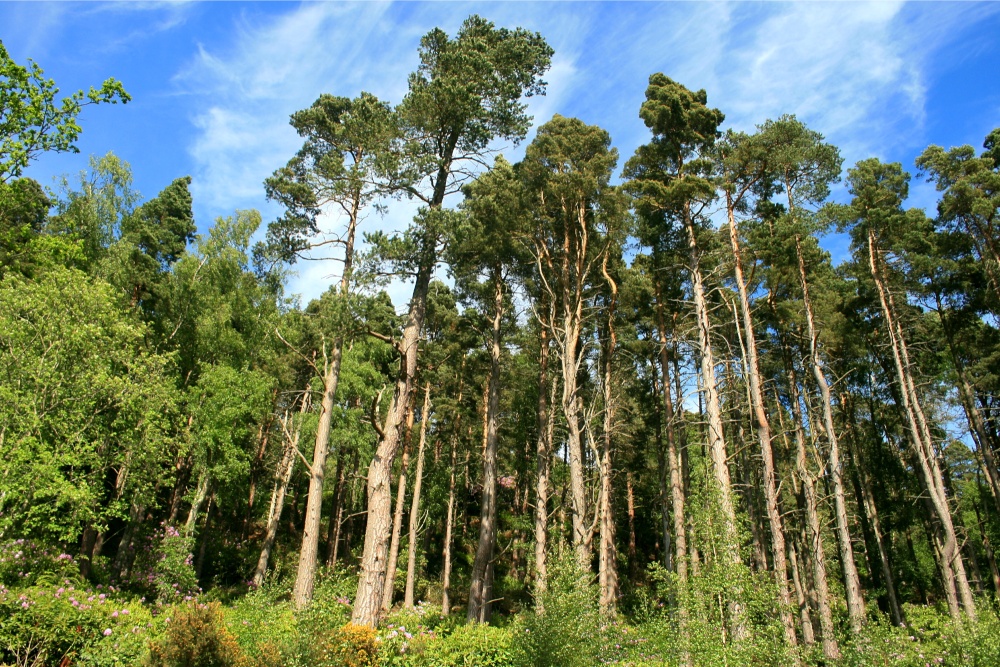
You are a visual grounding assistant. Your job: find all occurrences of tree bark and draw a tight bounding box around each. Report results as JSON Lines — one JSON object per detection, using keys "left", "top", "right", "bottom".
{"left": 793, "top": 232, "right": 866, "bottom": 633}
{"left": 785, "top": 364, "right": 838, "bottom": 659}
{"left": 382, "top": 401, "right": 414, "bottom": 613}
{"left": 442, "top": 433, "right": 458, "bottom": 616}
{"left": 254, "top": 388, "right": 311, "bottom": 587}
{"left": 291, "top": 201, "right": 360, "bottom": 608}
{"left": 867, "top": 229, "right": 976, "bottom": 620}
{"left": 534, "top": 303, "right": 552, "bottom": 610}
{"left": 683, "top": 204, "right": 745, "bottom": 638}
{"left": 598, "top": 256, "right": 618, "bottom": 613}
{"left": 404, "top": 381, "right": 432, "bottom": 608}
{"left": 468, "top": 271, "right": 506, "bottom": 623}
{"left": 352, "top": 228, "right": 436, "bottom": 627}
{"left": 725, "top": 195, "right": 797, "bottom": 647}
{"left": 656, "top": 294, "right": 687, "bottom": 585}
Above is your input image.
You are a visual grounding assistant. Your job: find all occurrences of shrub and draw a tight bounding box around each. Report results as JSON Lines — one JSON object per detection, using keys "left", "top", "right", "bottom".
{"left": 0, "top": 574, "right": 152, "bottom": 667}
{"left": 521, "top": 553, "right": 606, "bottom": 667}
{"left": 417, "top": 622, "right": 527, "bottom": 667}
{"left": 224, "top": 582, "right": 297, "bottom": 665}
{"left": 145, "top": 601, "right": 250, "bottom": 667}
{"left": 314, "top": 623, "right": 379, "bottom": 667}
{"left": 0, "top": 539, "right": 79, "bottom": 588}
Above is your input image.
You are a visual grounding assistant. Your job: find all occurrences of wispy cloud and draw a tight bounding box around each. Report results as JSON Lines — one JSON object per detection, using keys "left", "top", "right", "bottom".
{"left": 175, "top": 0, "right": 996, "bottom": 302}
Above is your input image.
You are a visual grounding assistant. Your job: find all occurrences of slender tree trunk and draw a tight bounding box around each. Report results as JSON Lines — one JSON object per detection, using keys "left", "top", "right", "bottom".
{"left": 792, "top": 233, "right": 866, "bottom": 632}
{"left": 442, "top": 434, "right": 458, "bottom": 616}
{"left": 844, "top": 396, "right": 905, "bottom": 626}
{"left": 185, "top": 474, "right": 210, "bottom": 537}
{"left": 353, "top": 228, "right": 436, "bottom": 627}
{"left": 937, "top": 294, "right": 1000, "bottom": 515}
{"left": 598, "top": 257, "right": 619, "bottom": 613}
{"left": 786, "top": 364, "right": 838, "bottom": 659}
{"left": 255, "top": 388, "right": 312, "bottom": 586}
{"left": 292, "top": 205, "right": 360, "bottom": 608}
{"left": 469, "top": 272, "right": 506, "bottom": 622}
{"left": 291, "top": 343, "right": 343, "bottom": 608}
{"left": 382, "top": 402, "right": 414, "bottom": 613}
{"left": 974, "top": 500, "right": 1000, "bottom": 594}
{"left": 534, "top": 306, "right": 552, "bottom": 609}
{"left": 867, "top": 230, "right": 975, "bottom": 620}
{"left": 405, "top": 381, "right": 432, "bottom": 608}
{"left": 656, "top": 295, "right": 687, "bottom": 585}
{"left": 684, "top": 205, "right": 745, "bottom": 638}
{"left": 326, "top": 444, "right": 348, "bottom": 568}
{"left": 725, "top": 197, "right": 797, "bottom": 647}
{"left": 789, "top": 539, "right": 816, "bottom": 645}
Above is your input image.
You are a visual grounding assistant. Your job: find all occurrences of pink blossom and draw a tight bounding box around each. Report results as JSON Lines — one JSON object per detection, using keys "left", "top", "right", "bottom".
{"left": 103, "top": 629, "right": 113, "bottom": 636}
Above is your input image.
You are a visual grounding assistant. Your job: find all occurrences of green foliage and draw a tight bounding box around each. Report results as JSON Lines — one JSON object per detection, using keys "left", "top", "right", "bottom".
{"left": 521, "top": 553, "right": 612, "bottom": 667}
{"left": 0, "top": 40, "right": 129, "bottom": 182}
{"left": 0, "top": 266, "right": 176, "bottom": 543}
{"left": 415, "top": 623, "right": 527, "bottom": 667}
{"left": 0, "top": 574, "right": 155, "bottom": 667}
{"left": 0, "top": 176, "right": 49, "bottom": 276}
{"left": 840, "top": 605, "right": 1000, "bottom": 667}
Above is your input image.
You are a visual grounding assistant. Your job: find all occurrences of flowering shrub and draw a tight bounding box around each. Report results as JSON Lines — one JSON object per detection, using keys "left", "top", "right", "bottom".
{"left": 121, "top": 523, "right": 199, "bottom": 602}
{"left": 0, "top": 538, "right": 79, "bottom": 587}
{"left": 0, "top": 573, "right": 153, "bottom": 666}
{"left": 145, "top": 600, "right": 251, "bottom": 667}
{"left": 312, "top": 623, "right": 379, "bottom": 667}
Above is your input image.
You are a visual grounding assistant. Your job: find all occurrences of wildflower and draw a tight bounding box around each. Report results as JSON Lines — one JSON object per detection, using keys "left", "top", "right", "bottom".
{"left": 103, "top": 629, "right": 113, "bottom": 636}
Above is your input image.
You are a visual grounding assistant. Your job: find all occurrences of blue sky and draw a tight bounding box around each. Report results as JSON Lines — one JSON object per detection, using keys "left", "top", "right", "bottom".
{"left": 3, "top": 1, "right": 1000, "bottom": 304}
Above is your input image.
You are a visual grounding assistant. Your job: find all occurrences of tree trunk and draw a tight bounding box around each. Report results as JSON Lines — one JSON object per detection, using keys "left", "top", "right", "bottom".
{"left": 789, "top": 539, "right": 816, "bottom": 645}
{"left": 598, "top": 256, "right": 619, "bottom": 613}
{"left": 468, "top": 271, "right": 506, "bottom": 623}
{"left": 292, "top": 203, "right": 360, "bottom": 608}
{"left": 725, "top": 197, "right": 796, "bottom": 647}
{"left": 442, "top": 433, "right": 458, "bottom": 616}
{"left": 867, "top": 229, "right": 975, "bottom": 620}
{"left": 404, "top": 381, "right": 432, "bottom": 608}
{"left": 656, "top": 295, "right": 687, "bottom": 585}
{"left": 844, "top": 396, "right": 904, "bottom": 625}
{"left": 534, "top": 304, "right": 552, "bottom": 610}
{"left": 382, "top": 401, "right": 414, "bottom": 613}
{"left": 684, "top": 205, "right": 745, "bottom": 638}
{"left": 254, "top": 388, "right": 311, "bottom": 587}
{"left": 786, "top": 363, "right": 838, "bottom": 659}
{"left": 291, "top": 342, "right": 344, "bottom": 609}
{"left": 793, "top": 233, "right": 866, "bottom": 633}
{"left": 353, "top": 229, "right": 436, "bottom": 627}
{"left": 184, "top": 474, "right": 210, "bottom": 537}
{"left": 326, "top": 443, "right": 348, "bottom": 568}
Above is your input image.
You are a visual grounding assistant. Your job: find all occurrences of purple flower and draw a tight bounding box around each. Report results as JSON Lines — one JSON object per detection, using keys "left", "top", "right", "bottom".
{"left": 103, "top": 629, "right": 113, "bottom": 636}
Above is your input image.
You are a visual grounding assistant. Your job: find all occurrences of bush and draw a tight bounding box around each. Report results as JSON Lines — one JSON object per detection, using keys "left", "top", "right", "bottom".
{"left": 0, "top": 574, "right": 153, "bottom": 667}
{"left": 417, "top": 622, "right": 527, "bottom": 667}
{"left": 840, "top": 604, "right": 1000, "bottom": 667}
{"left": 0, "top": 539, "right": 79, "bottom": 588}
{"left": 224, "top": 581, "right": 297, "bottom": 665}
{"left": 145, "top": 601, "right": 250, "bottom": 667}
{"left": 123, "top": 524, "right": 199, "bottom": 602}
{"left": 521, "top": 553, "right": 609, "bottom": 667}
{"left": 313, "top": 623, "right": 379, "bottom": 667}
